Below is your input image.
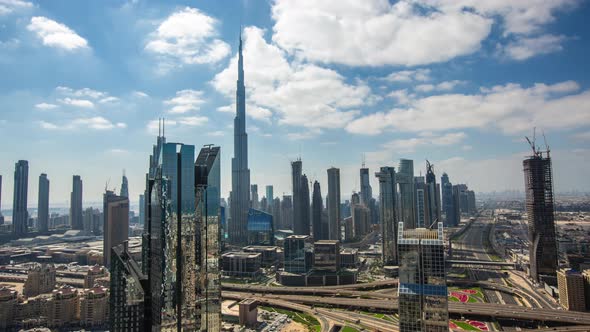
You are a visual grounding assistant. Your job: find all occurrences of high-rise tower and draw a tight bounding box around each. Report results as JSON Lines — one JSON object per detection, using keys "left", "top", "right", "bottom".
{"left": 299, "top": 174, "right": 310, "bottom": 236}
{"left": 120, "top": 172, "right": 129, "bottom": 198}
{"left": 229, "top": 35, "right": 251, "bottom": 245}
{"left": 425, "top": 160, "right": 441, "bottom": 227}
{"left": 360, "top": 167, "right": 372, "bottom": 206}
{"left": 398, "top": 159, "right": 416, "bottom": 229}
{"left": 311, "top": 181, "right": 325, "bottom": 241}
{"left": 0, "top": 174, "right": 4, "bottom": 224}
{"left": 70, "top": 175, "right": 83, "bottom": 230}
{"left": 38, "top": 173, "right": 49, "bottom": 232}
{"left": 327, "top": 167, "right": 341, "bottom": 241}
{"left": 376, "top": 167, "right": 397, "bottom": 265}
{"left": 12, "top": 160, "right": 29, "bottom": 236}
{"left": 291, "top": 159, "right": 302, "bottom": 233}
{"left": 103, "top": 190, "right": 129, "bottom": 268}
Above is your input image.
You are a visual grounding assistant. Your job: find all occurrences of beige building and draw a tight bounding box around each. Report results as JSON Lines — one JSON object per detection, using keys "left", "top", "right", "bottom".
{"left": 23, "top": 264, "right": 56, "bottom": 297}
{"left": 80, "top": 286, "right": 108, "bottom": 327}
{"left": 0, "top": 287, "right": 17, "bottom": 329}
{"left": 46, "top": 285, "right": 80, "bottom": 327}
{"left": 84, "top": 265, "right": 108, "bottom": 288}
{"left": 557, "top": 268, "right": 586, "bottom": 311}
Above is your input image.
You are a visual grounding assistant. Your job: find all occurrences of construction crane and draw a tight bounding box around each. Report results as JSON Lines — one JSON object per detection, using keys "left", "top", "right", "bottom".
{"left": 525, "top": 127, "right": 539, "bottom": 157}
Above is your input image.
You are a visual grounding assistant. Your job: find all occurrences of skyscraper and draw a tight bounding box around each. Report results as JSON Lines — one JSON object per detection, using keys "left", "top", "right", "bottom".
{"left": 195, "top": 145, "right": 222, "bottom": 331}
{"left": 229, "top": 35, "right": 251, "bottom": 246}
{"left": 398, "top": 159, "right": 416, "bottom": 229}
{"left": 398, "top": 222, "right": 448, "bottom": 331}
{"left": 281, "top": 195, "right": 293, "bottom": 230}
{"left": 265, "top": 185, "right": 273, "bottom": 206}
{"left": 291, "top": 159, "right": 303, "bottom": 233}
{"left": 524, "top": 151, "right": 558, "bottom": 281}
{"left": 359, "top": 167, "right": 372, "bottom": 206}
{"left": 12, "top": 160, "right": 29, "bottom": 236}
{"left": 376, "top": 167, "right": 397, "bottom": 265}
{"left": 120, "top": 172, "right": 129, "bottom": 198}
{"left": 138, "top": 194, "right": 145, "bottom": 226}
{"left": 70, "top": 175, "right": 83, "bottom": 230}
{"left": 103, "top": 190, "right": 129, "bottom": 268}
{"left": 449, "top": 185, "right": 461, "bottom": 227}
{"left": 425, "top": 161, "right": 441, "bottom": 228}
{"left": 311, "top": 180, "right": 326, "bottom": 241}
{"left": 250, "top": 184, "right": 259, "bottom": 209}
{"left": 38, "top": 173, "right": 49, "bottom": 233}
{"left": 299, "top": 174, "right": 311, "bottom": 236}
{"left": 441, "top": 173, "right": 454, "bottom": 227}
{"left": 0, "top": 174, "right": 4, "bottom": 224}
{"left": 414, "top": 176, "right": 426, "bottom": 228}
{"left": 327, "top": 167, "right": 341, "bottom": 241}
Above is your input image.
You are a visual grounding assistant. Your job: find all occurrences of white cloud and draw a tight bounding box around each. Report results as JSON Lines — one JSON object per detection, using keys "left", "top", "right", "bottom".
{"left": 106, "top": 148, "right": 129, "bottom": 154}
{"left": 207, "top": 131, "right": 225, "bottom": 137}
{"left": 56, "top": 86, "right": 107, "bottom": 99}
{"left": 502, "top": 34, "right": 566, "bottom": 60}
{"left": 287, "top": 129, "right": 322, "bottom": 141}
{"left": 381, "top": 132, "right": 466, "bottom": 153}
{"left": 35, "top": 102, "right": 58, "bottom": 110}
{"left": 133, "top": 91, "right": 149, "bottom": 98}
{"left": 27, "top": 16, "right": 89, "bottom": 51}
{"left": 40, "top": 117, "right": 126, "bottom": 130}
{"left": 212, "top": 26, "right": 371, "bottom": 129}
{"left": 384, "top": 69, "right": 431, "bottom": 82}
{"left": 415, "top": 80, "right": 464, "bottom": 92}
{"left": 58, "top": 98, "right": 94, "bottom": 108}
{"left": 177, "top": 116, "right": 207, "bottom": 126}
{"left": 217, "top": 103, "right": 272, "bottom": 122}
{"left": 346, "top": 81, "right": 590, "bottom": 136}
{"left": 0, "top": 0, "right": 32, "bottom": 15}
{"left": 145, "top": 7, "right": 230, "bottom": 68}
{"left": 164, "top": 89, "right": 205, "bottom": 114}
{"left": 99, "top": 96, "right": 120, "bottom": 103}
{"left": 146, "top": 116, "right": 207, "bottom": 134}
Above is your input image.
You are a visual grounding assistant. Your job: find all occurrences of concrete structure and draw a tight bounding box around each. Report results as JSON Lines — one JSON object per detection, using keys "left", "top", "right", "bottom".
{"left": 70, "top": 175, "right": 83, "bottom": 230}
{"left": 229, "top": 36, "right": 251, "bottom": 246}
{"left": 300, "top": 174, "right": 310, "bottom": 236}
{"left": 84, "top": 265, "right": 107, "bottom": 288}
{"left": 221, "top": 252, "right": 262, "bottom": 278}
{"left": 398, "top": 222, "right": 448, "bottom": 332}
{"left": 524, "top": 153, "right": 558, "bottom": 281}
{"left": 450, "top": 185, "right": 461, "bottom": 227}
{"left": 238, "top": 299, "right": 258, "bottom": 327}
{"left": 13, "top": 160, "right": 29, "bottom": 236}
{"left": 284, "top": 235, "right": 313, "bottom": 274}
{"left": 415, "top": 177, "right": 426, "bottom": 228}
{"left": 83, "top": 207, "right": 101, "bottom": 235}
{"left": 280, "top": 195, "right": 293, "bottom": 230}
{"left": 23, "top": 263, "right": 56, "bottom": 297}
{"left": 314, "top": 240, "right": 340, "bottom": 272}
{"left": 0, "top": 287, "right": 17, "bottom": 329}
{"left": 138, "top": 194, "right": 145, "bottom": 225}
{"left": 120, "top": 172, "right": 129, "bottom": 198}
{"left": 467, "top": 190, "right": 476, "bottom": 214}
{"left": 424, "top": 161, "right": 442, "bottom": 228}
{"left": 311, "top": 180, "right": 326, "bottom": 241}
{"left": 243, "top": 245, "right": 279, "bottom": 267}
{"left": 398, "top": 159, "right": 416, "bottom": 229}
{"left": 327, "top": 167, "right": 341, "bottom": 240}
{"left": 360, "top": 167, "right": 373, "bottom": 207}
{"left": 265, "top": 185, "right": 273, "bottom": 207}
{"left": 351, "top": 193, "right": 370, "bottom": 239}
{"left": 340, "top": 248, "right": 359, "bottom": 268}
{"left": 103, "top": 190, "right": 129, "bottom": 268}
{"left": 376, "top": 167, "right": 397, "bottom": 265}
{"left": 46, "top": 285, "right": 79, "bottom": 328}
{"left": 80, "top": 286, "right": 108, "bottom": 328}
{"left": 557, "top": 268, "right": 586, "bottom": 311}
{"left": 38, "top": 173, "right": 49, "bottom": 232}
{"left": 251, "top": 184, "right": 259, "bottom": 209}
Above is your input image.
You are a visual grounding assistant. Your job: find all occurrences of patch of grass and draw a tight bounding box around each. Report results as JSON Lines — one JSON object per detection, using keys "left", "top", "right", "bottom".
{"left": 449, "top": 296, "right": 460, "bottom": 302}
{"left": 341, "top": 327, "right": 360, "bottom": 332}
{"left": 260, "top": 306, "right": 320, "bottom": 332}
{"left": 452, "top": 320, "right": 480, "bottom": 331}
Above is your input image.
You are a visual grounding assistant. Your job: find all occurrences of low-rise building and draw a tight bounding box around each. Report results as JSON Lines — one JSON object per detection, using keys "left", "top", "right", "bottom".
{"left": 557, "top": 268, "right": 586, "bottom": 311}
{"left": 222, "top": 252, "right": 262, "bottom": 279}
{"left": 314, "top": 240, "right": 340, "bottom": 272}
{"left": 46, "top": 285, "right": 79, "bottom": 328}
{"left": 80, "top": 286, "right": 108, "bottom": 328}
{"left": 23, "top": 264, "right": 56, "bottom": 297}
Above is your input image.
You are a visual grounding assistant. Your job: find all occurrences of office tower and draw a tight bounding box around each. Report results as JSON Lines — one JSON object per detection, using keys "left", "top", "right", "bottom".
{"left": 103, "top": 190, "right": 129, "bottom": 268}
{"left": 83, "top": 207, "right": 101, "bottom": 235}
{"left": 311, "top": 181, "right": 326, "bottom": 240}
{"left": 425, "top": 161, "right": 441, "bottom": 227}
{"left": 265, "top": 185, "right": 273, "bottom": 207}
{"left": 70, "top": 175, "right": 83, "bottom": 230}
{"left": 251, "top": 184, "right": 259, "bottom": 209}
{"left": 455, "top": 184, "right": 469, "bottom": 213}
{"left": 450, "top": 185, "right": 461, "bottom": 226}
{"left": 524, "top": 151, "right": 558, "bottom": 281}
{"left": 376, "top": 167, "right": 397, "bottom": 265}
{"left": 195, "top": 145, "right": 222, "bottom": 332}
{"left": 12, "top": 160, "right": 29, "bottom": 236}
{"left": 291, "top": 159, "right": 303, "bottom": 233}
{"left": 441, "top": 173, "right": 453, "bottom": 226}
{"left": 272, "top": 197, "right": 281, "bottom": 229}
{"left": 247, "top": 208, "right": 274, "bottom": 245}
{"left": 110, "top": 241, "right": 147, "bottom": 331}
{"left": 557, "top": 268, "right": 585, "bottom": 311}
{"left": 259, "top": 197, "right": 268, "bottom": 212}
{"left": 0, "top": 175, "right": 3, "bottom": 224}
{"left": 299, "top": 174, "right": 310, "bottom": 235}
{"left": 120, "top": 172, "right": 129, "bottom": 198}
{"left": 38, "top": 173, "right": 49, "bottom": 232}
{"left": 466, "top": 190, "right": 476, "bottom": 214}
{"left": 351, "top": 192, "right": 370, "bottom": 239}
{"left": 414, "top": 176, "right": 426, "bottom": 228}
{"left": 398, "top": 222, "right": 448, "bottom": 332}
{"left": 314, "top": 240, "right": 341, "bottom": 272}
{"left": 327, "top": 167, "right": 341, "bottom": 241}
{"left": 229, "top": 35, "right": 251, "bottom": 246}
{"left": 360, "top": 167, "right": 373, "bottom": 206}
{"left": 138, "top": 194, "right": 145, "bottom": 225}
{"left": 398, "top": 159, "right": 416, "bottom": 229}
{"left": 284, "top": 235, "right": 313, "bottom": 274}
{"left": 281, "top": 195, "right": 293, "bottom": 230}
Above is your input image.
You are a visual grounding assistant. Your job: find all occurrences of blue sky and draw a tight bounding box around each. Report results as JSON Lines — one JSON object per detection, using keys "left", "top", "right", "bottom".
{"left": 0, "top": 0, "right": 589, "bottom": 207}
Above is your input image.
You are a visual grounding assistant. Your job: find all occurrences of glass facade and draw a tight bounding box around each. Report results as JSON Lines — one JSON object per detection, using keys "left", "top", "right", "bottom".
{"left": 376, "top": 167, "right": 397, "bottom": 265}
{"left": 284, "top": 235, "right": 312, "bottom": 274}
{"left": 398, "top": 222, "right": 448, "bottom": 332}
{"left": 398, "top": 159, "right": 416, "bottom": 229}
{"left": 247, "top": 208, "right": 274, "bottom": 245}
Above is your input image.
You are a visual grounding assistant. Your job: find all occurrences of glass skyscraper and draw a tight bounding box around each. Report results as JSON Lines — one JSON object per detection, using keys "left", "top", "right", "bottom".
{"left": 12, "top": 160, "right": 29, "bottom": 236}
{"left": 398, "top": 222, "right": 448, "bottom": 332}
{"left": 398, "top": 159, "right": 416, "bottom": 229}
{"left": 327, "top": 167, "right": 341, "bottom": 241}
{"left": 70, "top": 175, "right": 83, "bottom": 230}
{"left": 247, "top": 208, "right": 274, "bottom": 245}
{"left": 376, "top": 167, "right": 397, "bottom": 265}
{"left": 37, "top": 173, "right": 49, "bottom": 233}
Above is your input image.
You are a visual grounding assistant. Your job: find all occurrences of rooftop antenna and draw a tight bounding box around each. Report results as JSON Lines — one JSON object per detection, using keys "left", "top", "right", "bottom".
{"left": 158, "top": 118, "right": 161, "bottom": 136}
{"left": 163, "top": 117, "right": 165, "bottom": 137}
{"left": 361, "top": 153, "right": 366, "bottom": 168}
{"left": 105, "top": 178, "right": 110, "bottom": 192}
{"left": 525, "top": 127, "right": 538, "bottom": 157}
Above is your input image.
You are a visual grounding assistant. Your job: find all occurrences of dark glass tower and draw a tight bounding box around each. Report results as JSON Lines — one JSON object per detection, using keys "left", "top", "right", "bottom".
{"left": 398, "top": 159, "right": 416, "bottom": 229}
{"left": 12, "top": 160, "right": 29, "bottom": 236}
{"left": 424, "top": 161, "right": 441, "bottom": 228}
{"left": 327, "top": 167, "right": 341, "bottom": 241}
{"left": 229, "top": 35, "right": 251, "bottom": 245}
{"left": 103, "top": 190, "right": 129, "bottom": 268}
{"left": 299, "top": 174, "right": 310, "bottom": 236}
{"left": 38, "top": 173, "right": 49, "bottom": 232}
{"left": 524, "top": 153, "right": 558, "bottom": 281}
{"left": 291, "top": 159, "right": 303, "bottom": 234}
{"left": 441, "top": 173, "right": 454, "bottom": 227}
{"left": 311, "top": 180, "right": 325, "bottom": 241}
{"left": 376, "top": 167, "right": 397, "bottom": 265}
{"left": 70, "top": 175, "right": 83, "bottom": 230}
{"left": 359, "top": 167, "right": 372, "bottom": 206}
{"left": 120, "top": 172, "right": 129, "bottom": 198}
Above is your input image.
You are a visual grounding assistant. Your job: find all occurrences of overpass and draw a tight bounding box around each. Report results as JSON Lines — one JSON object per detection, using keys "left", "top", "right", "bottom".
{"left": 447, "top": 259, "right": 515, "bottom": 267}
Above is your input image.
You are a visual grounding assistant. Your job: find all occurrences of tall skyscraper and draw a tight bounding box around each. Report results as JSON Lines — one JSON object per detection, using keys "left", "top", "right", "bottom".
{"left": 414, "top": 176, "right": 426, "bottom": 228}
{"left": 120, "top": 172, "right": 129, "bottom": 198}
{"left": 195, "top": 145, "right": 222, "bottom": 331}
{"left": 398, "top": 159, "right": 416, "bottom": 229}
{"left": 327, "top": 167, "right": 341, "bottom": 241}
{"left": 398, "top": 222, "right": 448, "bottom": 331}
{"left": 229, "top": 35, "right": 251, "bottom": 246}
{"left": 524, "top": 151, "right": 558, "bottom": 281}
{"left": 103, "top": 190, "right": 129, "bottom": 268}
{"left": 291, "top": 159, "right": 303, "bottom": 233}
{"left": 449, "top": 185, "right": 461, "bottom": 227}
{"left": 299, "top": 174, "right": 310, "bottom": 236}
{"left": 376, "top": 167, "right": 397, "bottom": 265}
{"left": 0, "top": 174, "right": 4, "bottom": 224}
{"left": 138, "top": 194, "right": 145, "bottom": 225}
{"left": 38, "top": 173, "right": 49, "bottom": 233}
{"left": 311, "top": 180, "right": 326, "bottom": 240}
{"left": 359, "top": 167, "right": 372, "bottom": 206}
{"left": 425, "top": 161, "right": 441, "bottom": 228}
{"left": 70, "top": 175, "right": 83, "bottom": 230}
{"left": 12, "top": 160, "right": 29, "bottom": 236}
{"left": 265, "top": 185, "right": 273, "bottom": 205}
{"left": 441, "top": 173, "right": 454, "bottom": 226}
{"left": 250, "top": 184, "right": 259, "bottom": 209}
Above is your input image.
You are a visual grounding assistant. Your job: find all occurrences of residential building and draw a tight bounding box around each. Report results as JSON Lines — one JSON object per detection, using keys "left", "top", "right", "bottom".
{"left": 70, "top": 175, "right": 83, "bottom": 230}
{"left": 557, "top": 268, "right": 585, "bottom": 311}
{"left": 103, "top": 190, "right": 129, "bottom": 268}
{"left": 46, "top": 286, "right": 79, "bottom": 328}
{"left": 24, "top": 264, "right": 56, "bottom": 297}
{"left": 80, "top": 286, "right": 109, "bottom": 328}
{"left": 120, "top": 172, "right": 129, "bottom": 198}
{"left": 38, "top": 173, "right": 49, "bottom": 232}
{"left": 327, "top": 167, "right": 341, "bottom": 240}
{"left": 13, "top": 160, "right": 29, "bottom": 236}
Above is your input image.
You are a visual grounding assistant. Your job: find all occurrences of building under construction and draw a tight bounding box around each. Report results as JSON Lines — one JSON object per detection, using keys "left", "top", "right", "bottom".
{"left": 523, "top": 134, "right": 558, "bottom": 282}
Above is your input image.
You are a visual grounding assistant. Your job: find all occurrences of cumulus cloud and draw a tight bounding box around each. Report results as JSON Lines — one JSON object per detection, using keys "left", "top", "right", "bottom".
{"left": 58, "top": 98, "right": 94, "bottom": 108}
{"left": 27, "top": 16, "right": 89, "bottom": 51}
{"left": 146, "top": 116, "right": 208, "bottom": 134}
{"left": 164, "top": 89, "right": 205, "bottom": 114}
{"left": 35, "top": 102, "right": 58, "bottom": 110}
{"left": 415, "top": 80, "right": 465, "bottom": 93}
{"left": 40, "top": 117, "right": 126, "bottom": 130}
{"left": 346, "top": 81, "right": 590, "bottom": 136}
{"left": 212, "top": 26, "right": 371, "bottom": 129}
{"left": 145, "top": 7, "right": 230, "bottom": 68}
{"left": 502, "top": 34, "right": 566, "bottom": 60}
{"left": 0, "top": 0, "right": 32, "bottom": 15}
{"left": 381, "top": 132, "right": 466, "bottom": 153}
{"left": 384, "top": 69, "right": 431, "bottom": 82}
{"left": 56, "top": 86, "right": 108, "bottom": 99}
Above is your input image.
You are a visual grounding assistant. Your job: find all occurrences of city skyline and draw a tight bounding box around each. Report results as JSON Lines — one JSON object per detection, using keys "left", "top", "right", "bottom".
{"left": 1, "top": 1, "right": 590, "bottom": 206}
